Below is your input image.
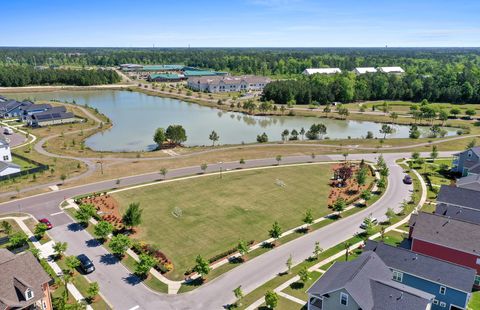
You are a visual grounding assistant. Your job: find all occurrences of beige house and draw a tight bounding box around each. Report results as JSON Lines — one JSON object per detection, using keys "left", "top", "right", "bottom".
{"left": 187, "top": 75, "right": 271, "bottom": 93}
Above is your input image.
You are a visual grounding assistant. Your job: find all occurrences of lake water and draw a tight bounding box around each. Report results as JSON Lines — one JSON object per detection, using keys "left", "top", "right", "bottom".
{"left": 8, "top": 90, "right": 457, "bottom": 152}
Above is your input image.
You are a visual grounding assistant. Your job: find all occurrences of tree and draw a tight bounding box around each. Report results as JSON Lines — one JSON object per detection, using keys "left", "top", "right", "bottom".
{"left": 1, "top": 221, "right": 12, "bottom": 235}
{"left": 465, "top": 108, "right": 477, "bottom": 119}
{"left": 356, "top": 168, "right": 367, "bottom": 190}
{"left": 200, "top": 163, "right": 208, "bottom": 173}
{"left": 342, "top": 152, "right": 348, "bottom": 162}
{"left": 430, "top": 145, "right": 438, "bottom": 161}
{"left": 265, "top": 291, "right": 278, "bottom": 309}
{"left": 237, "top": 240, "right": 249, "bottom": 261}
{"left": 303, "top": 209, "right": 314, "bottom": 228}
{"left": 379, "top": 124, "right": 394, "bottom": 139}
{"left": 87, "top": 282, "right": 99, "bottom": 302}
{"left": 94, "top": 221, "right": 113, "bottom": 241}
{"left": 438, "top": 109, "right": 449, "bottom": 125}
{"left": 323, "top": 105, "right": 331, "bottom": 117}
{"left": 75, "top": 204, "right": 97, "bottom": 226}
{"left": 286, "top": 254, "right": 293, "bottom": 274}
{"left": 389, "top": 112, "right": 398, "bottom": 122}
{"left": 60, "top": 174, "right": 67, "bottom": 184}
{"left": 53, "top": 241, "right": 68, "bottom": 259}
{"left": 193, "top": 255, "right": 211, "bottom": 280}
{"left": 275, "top": 155, "right": 282, "bottom": 165}
{"left": 343, "top": 241, "right": 351, "bottom": 261}
{"left": 298, "top": 266, "right": 311, "bottom": 285}
{"left": 305, "top": 123, "right": 327, "bottom": 140}
{"left": 450, "top": 107, "right": 461, "bottom": 118}
{"left": 467, "top": 139, "right": 476, "bottom": 150}
{"left": 239, "top": 158, "right": 245, "bottom": 165}
{"left": 299, "top": 127, "right": 305, "bottom": 140}
{"left": 256, "top": 132, "right": 268, "bottom": 143}
{"left": 165, "top": 125, "right": 187, "bottom": 145}
{"left": 122, "top": 202, "right": 143, "bottom": 231}
{"left": 9, "top": 232, "right": 28, "bottom": 249}
{"left": 366, "top": 131, "right": 374, "bottom": 139}
{"left": 377, "top": 177, "right": 386, "bottom": 191}
{"left": 409, "top": 125, "right": 421, "bottom": 139}
{"left": 362, "top": 216, "right": 375, "bottom": 236}
{"left": 65, "top": 256, "right": 80, "bottom": 275}
{"left": 411, "top": 152, "right": 420, "bottom": 161}
{"left": 313, "top": 242, "right": 323, "bottom": 260}
{"left": 153, "top": 128, "right": 166, "bottom": 148}
{"left": 360, "top": 190, "right": 372, "bottom": 206}
{"left": 209, "top": 130, "right": 219, "bottom": 146}
{"left": 34, "top": 222, "right": 48, "bottom": 239}
{"left": 281, "top": 129, "right": 289, "bottom": 142}
{"left": 159, "top": 167, "right": 168, "bottom": 179}
{"left": 233, "top": 286, "right": 244, "bottom": 306}
{"left": 109, "top": 234, "right": 131, "bottom": 257}
{"left": 269, "top": 221, "right": 282, "bottom": 241}
{"left": 385, "top": 208, "right": 396, "bottom": 223}
{"left": 135, "top": 254, "right": 157, "bottom": 278}
{"left": 333, "top": 198, "right": 347, "bottom": 214}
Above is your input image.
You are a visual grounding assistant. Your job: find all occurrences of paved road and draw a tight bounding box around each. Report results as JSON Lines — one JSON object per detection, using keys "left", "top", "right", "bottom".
{"left": 0, "top": 151, "right": 454, "bottom": 309}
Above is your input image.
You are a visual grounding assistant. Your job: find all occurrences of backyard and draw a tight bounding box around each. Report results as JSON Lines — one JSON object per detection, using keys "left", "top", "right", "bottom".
{"left": 112, "top": 163, "right": 374, "bottom": 280}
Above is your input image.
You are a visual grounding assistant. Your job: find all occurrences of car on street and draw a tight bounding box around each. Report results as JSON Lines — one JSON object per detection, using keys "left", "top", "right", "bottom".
{"left": 38, "top": 218, "right": 53, "bottom": 229}
{"left": 77, "top": 254, "right": 95, "bottom": 274}
{"left": 403, "top": 174, "right": 412, "bottom": 184}
{"left": 360, "top": 217, "right": 378, "bottom": 229}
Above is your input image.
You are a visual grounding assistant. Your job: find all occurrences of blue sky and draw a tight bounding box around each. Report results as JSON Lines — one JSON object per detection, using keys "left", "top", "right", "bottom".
{"left": 1, "top": 0, "right": 479, "bottom": 47}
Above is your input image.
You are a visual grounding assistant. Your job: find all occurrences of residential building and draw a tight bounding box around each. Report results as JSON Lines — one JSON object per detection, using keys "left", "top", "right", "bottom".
{"left": 456, "top": 174, "right": 480, "bottom": 191}
{"left": 0, "top": 100, "right": 32, "bottom": 118}
{"left": 307, "top": 251, "right": 434, "bottom": 310}
{"left": 378, "top": 66, "right": 405, "bottom": 74}
{"left": 0, "top": 138, "right": 12, "bottom": 162}
{"left": 147, "top": 73, "right": 186, "bottom": 82}
{"left": 28, "top": 109, "right": 77, "bottom": 127}
{"left": 353, "top": 67, "right": 378, "bottom": 74}
{"left": 302, "top": 68, "right": 342, "bottom": 75}
{"left": 409, "top": 212, "right": 480, "bottom": 287}
{"left": 0, "top": 249, "right": 52, "bottom": 310}
{"left": 19, "top": 104, "right": 53, "bottom": 119}
{"left": 365, "top": 240, "right": 475, "bottom": 310}
{"left": 451, "top": 147, "right": 480, "bottom": 176}
{"left": 187, "top": 75, "right": 271, "bottom": 93}
{"left": 435, "top": 185, "right": 480, "bottom": 224}
{"left": 0, "top": 161, "right": 20, "bottom": 177}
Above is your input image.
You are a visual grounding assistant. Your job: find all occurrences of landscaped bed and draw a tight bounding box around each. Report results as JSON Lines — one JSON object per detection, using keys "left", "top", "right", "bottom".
{"left": 110, "top": 163, "right": 374, "bottom": 281}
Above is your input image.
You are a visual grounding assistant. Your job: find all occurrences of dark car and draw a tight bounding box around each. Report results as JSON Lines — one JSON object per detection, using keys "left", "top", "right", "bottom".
{"left": 77, "top": 254, "right": 95, "bottom": 274}
{"left": 38, "top": 218, "right": 53, "bottom": 229}
{"left": 403, "top": 175, "right": 412, "bottom": 184}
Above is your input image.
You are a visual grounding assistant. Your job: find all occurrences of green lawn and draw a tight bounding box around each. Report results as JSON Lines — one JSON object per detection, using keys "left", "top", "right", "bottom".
{"left": 12, "top": 155, "right": 37, "bottom": 170}
{"left": 468, "top": 290, "right": 480, "bottom": 310}
{"left": 112, "top": 164, "right": 337, "bottom": 281}
{"left": 257, "top": 296, "right": 306, "bottom": 310}
{"left": 376, "top": 230, "right": 407, "bottom": 246}
{"left": 282, "top": 271, "right": 323, "bottom": 301}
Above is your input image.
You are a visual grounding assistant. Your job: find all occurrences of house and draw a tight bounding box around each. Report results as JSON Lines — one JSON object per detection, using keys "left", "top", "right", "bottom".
{"left": 451, "top": 147, "right": 480, "bottom": 176}
{"left": 378, "top": 66, "right": 405, "bottom": 74}
{"left": 147, "top": 73, "right": 186, "bottom": 82}
{"left": 0, "top": 138, "right": 12, "bottom": 162}
{"left": 187, "top": 75, "right": 271, "bottom": 93}
{"left": 435, "top": 185, "right": 480, "bottom": 224}
{"left": 409, "top": 212, "right": 480, "bottom": 287}
{"left": 28, "top": 109, "right": 77, "bottom": 127}
{"left": 307, "top": 251, "right": 434, "bottom": 310}
{"left": 19, "top": 104, "right": 53, "bottom": 119}
{"left": 456, "top": 174, "right": 480, "bottom": 191}
{"left": 353, "top": 67, "right": 378, "bottom": 74}
{"left": 0, "top": 161, "right": 20, "bottom": 177}
{"left": 0, "top": 100, "right": 32, "bottom": 118}
{"left": 302, "top": 68, "right": 342, "bottom": 75}
{"left": 0, "top": 249, "right": 52, "bottom": 310}
{"left": 365, "top": 240, "right": 476, "bottom": 310}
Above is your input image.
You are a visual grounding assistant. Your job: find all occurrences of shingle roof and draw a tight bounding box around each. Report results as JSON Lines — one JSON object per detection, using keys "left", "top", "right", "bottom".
{"left": 32, "top": 110, "right": 74, "bottom": 122}
{"left": 308, "top": 251, "right": 433, "bottom": 310}
{"left": 21, "top": 104, "right": 52, "bottom": 112}
{"left": 188, "top": 75, "right": 270, "bottom": 86}
{"left": 364, "top": 240, "right": 476, "bottom": 292}
{"left": 436, "top": 185, "right": 480, "bottom": 210}
{"left": 0, "top": 161, "right": 20, "bottom": 173}
{"left": 0, "top": 249, "right": 51, "bottom": 309}
{"left": 410, "top": 212, "right": 480, "bottom": 255}
{"left": 456, "top": 174, "right": 480, "bottom": 188}
{"left": 435, "top": 203, "right": 480, "bottom": 225}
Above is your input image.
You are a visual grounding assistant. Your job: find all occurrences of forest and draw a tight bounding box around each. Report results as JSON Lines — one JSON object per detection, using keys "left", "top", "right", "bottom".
{"left": 0, "top": 66, "right": 121, "bottom": 87}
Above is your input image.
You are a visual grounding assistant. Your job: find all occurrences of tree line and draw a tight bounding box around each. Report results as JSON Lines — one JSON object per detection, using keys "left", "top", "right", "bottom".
{"left": 0, "top": 65, "right": 121, "bottom": 87}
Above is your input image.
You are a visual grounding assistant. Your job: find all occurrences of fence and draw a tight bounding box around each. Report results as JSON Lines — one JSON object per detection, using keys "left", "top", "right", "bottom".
{"left": 0, "top": 154, "right": 49, "bottom": 182}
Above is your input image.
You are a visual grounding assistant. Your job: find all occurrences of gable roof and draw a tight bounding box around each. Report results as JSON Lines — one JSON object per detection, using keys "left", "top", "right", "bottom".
{"left": 0, "top": 162, "right": 20, "bottom": 173}
{"left": 32, "top": 110, "right": 74, "bottom": 122}
{"left": 454, "top": 146, "right": 480, "bottom": 157}
{"left": 456, "top": 174, "right": 480, "bottom": 189}
{"left": 303, "top": 68, "right": 342, "bottom": 75}
{"left": 410, "top": 212, "right": 480, "bottom": 255}
{"left": 308, "top": 251, "right": 433, "bottom": 310}
{"left": 436, "top": 185, "right": 480, "bottom": 210}
{"left": 354, "top": 67, "right": 378, "bottom": 74}
{"left": 364, "top": 240, "right": 476, "bottom": 292}
{"left": 435, "top": 203, "right": 480, "bottom": 225}
{"left": 20, "top": 104, "right": 52, "bottom": 112}
{"left": 378, "top": 66, "right": 405, "bottom": 73}
{"left": 0, "top": 249, "right": 51, "bottom": 309}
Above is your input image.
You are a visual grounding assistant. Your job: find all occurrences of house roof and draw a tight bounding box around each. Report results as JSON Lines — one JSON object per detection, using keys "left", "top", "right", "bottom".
{"left": 0, "top": 161, "right": 20, "bottom": 173}
{"left": 410, "top": 212, "right": 480, "bottom": 256}
{"left": 354, "top": 67, "right": 378, "bottom": 74}
{"left": 149, "top": 73, "right": 184, "bottom": 80}
{"left": 0, "top": 138, "right": 8, "bottom": 147}
{"left": 0, "top": 249, "right": 51, "bottom": 309}
{"left": 20, "top": 104, "right": 52, "bottom": 112}
{"left": 308, "top": 251, "right": 433, "bottom": 310}
{"left": 436, "top": 185, "right": 480, "bottom": 210}
{"left": 435, "top": 203, "right": 480, "bottom": 225}
{"left": 32, "top": 110, "right": 74, "bottom": 122}
{"left": 378, "top": 66, "right": 405, "bottom": 73}
{"left": 364, "top": 240, "right": 476, "bottom": 292}
{"left": 188, "top": 75, "right": 271, "bottom": 86}
{"left": 303, "top": 68, "right": 342, "bottom": 75}
{"left": 454, "top": 146, "right": 480, "bottom": 157}
{"left": 456, "top": 174, "right": 480, "bottom": 189}
{"left": 183, "top": 70, "right": 223, "bottom": 77}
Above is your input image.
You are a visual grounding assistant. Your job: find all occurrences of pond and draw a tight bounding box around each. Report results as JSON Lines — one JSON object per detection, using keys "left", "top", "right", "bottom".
{"left": 9, "top": 90, "right": 457, "bottom": 152}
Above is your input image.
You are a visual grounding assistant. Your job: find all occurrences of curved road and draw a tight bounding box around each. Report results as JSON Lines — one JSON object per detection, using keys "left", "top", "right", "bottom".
{"left": 0, "top": 151, "right": 455, "bottom": 309}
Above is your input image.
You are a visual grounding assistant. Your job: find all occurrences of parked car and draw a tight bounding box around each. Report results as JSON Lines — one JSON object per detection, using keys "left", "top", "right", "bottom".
{"left": 38, "top": 218, "right": 53, "bottom": 229}
{"left": 360, "top": 217, "right": 378, "bottom": 229}
{"left": 403, "top": 174, "right": 412, "bottom": 184}
{"left": 77, "top": 254, "right": 95, "bottom": 274}
{"left": 3, "top": 127, "right": 13, "bottom": 135}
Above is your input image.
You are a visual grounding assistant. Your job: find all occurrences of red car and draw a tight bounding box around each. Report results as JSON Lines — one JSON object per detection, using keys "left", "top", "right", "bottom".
{"left": 39, "top": 218, "right": 53, "bottom": 229}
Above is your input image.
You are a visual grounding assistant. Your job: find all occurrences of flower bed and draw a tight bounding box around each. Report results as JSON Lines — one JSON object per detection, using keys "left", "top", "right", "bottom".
{"left": 131, "top": 240, "right": 173, "bottom": 274}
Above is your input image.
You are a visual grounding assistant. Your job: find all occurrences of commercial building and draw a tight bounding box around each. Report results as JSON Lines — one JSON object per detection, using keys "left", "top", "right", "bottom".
{"left": 147, "top": 73, "right": 186, "bottom": 82}
{"left": 302, "top": 68, "right": 342, "bottom": 75}
{"left": 187, "top": 75, "right": 271, "bottom": 93}
{"left": 378, "top": 66, "right": 405, "bottom": 74}
{"left": 353, "top": 67, "right": 378, "bottom": 74}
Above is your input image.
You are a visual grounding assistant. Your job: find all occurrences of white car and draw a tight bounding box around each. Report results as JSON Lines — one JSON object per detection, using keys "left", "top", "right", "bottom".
{"left": 360, "top": 217, "right": 378, "bottom": 229}
{"left": 3, "top": 127, "right": 13, "bottom": 135}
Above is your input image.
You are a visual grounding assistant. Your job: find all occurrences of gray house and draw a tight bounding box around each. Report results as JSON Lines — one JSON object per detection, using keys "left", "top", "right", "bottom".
{"left": 435, "top": 185, "right": 480, "bottom": 225}
{"left": 451, "top": 147, "right": 480, "bottom": 176}
{"left": 307, "top": 251, "right": 434, "bottom": 310}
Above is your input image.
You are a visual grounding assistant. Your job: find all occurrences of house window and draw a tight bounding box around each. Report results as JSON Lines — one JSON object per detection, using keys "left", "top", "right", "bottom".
{"left": 474, "top": 275, "right": 480, "bottom": 286}
{"left": 3, "top": 155, "right": 8, "bottom": 161}
{"left": 433, "top": 299, "right": 439, "bottom": 305}
{"left": 25, "top": 288, "right": 34, "bottom": 300}
{"left": 439, "top": 286, "right": 446, "bottom": 295}
{"left": 468, "top": 151, "right": 473, "bottom": 158}
{"left": 476, "top": 258, "right": 480, "bottom": 265}
{"left": 439, "top": 301, "right": 446, "bottom": 307}
{"left": 340, "top": 292, "right": 348, "bottom": 306}
{"left": 392, "top": 270, "right": 403, "bottom": 282}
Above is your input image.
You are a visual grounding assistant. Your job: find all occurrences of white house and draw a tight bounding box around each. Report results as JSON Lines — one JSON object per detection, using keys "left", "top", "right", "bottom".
{"left": 353, "top": 67, "right": 378, "bottom": 74}
{"left": 0, "top": 138, "right": 12, "bottom": 162}
{"left": 302, "top": 68, "right": 342, "bottom": 75}
{"left": 378, "top": 66, "right": 405, "bottom": 74}
{"left": 187, "top": 75, "right": 271, "bottom": 93}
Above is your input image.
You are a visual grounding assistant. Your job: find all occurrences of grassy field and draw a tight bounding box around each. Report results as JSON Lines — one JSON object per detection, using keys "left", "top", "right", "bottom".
{"left": 113, "top": 164, "right": 339, "bottom": 280}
